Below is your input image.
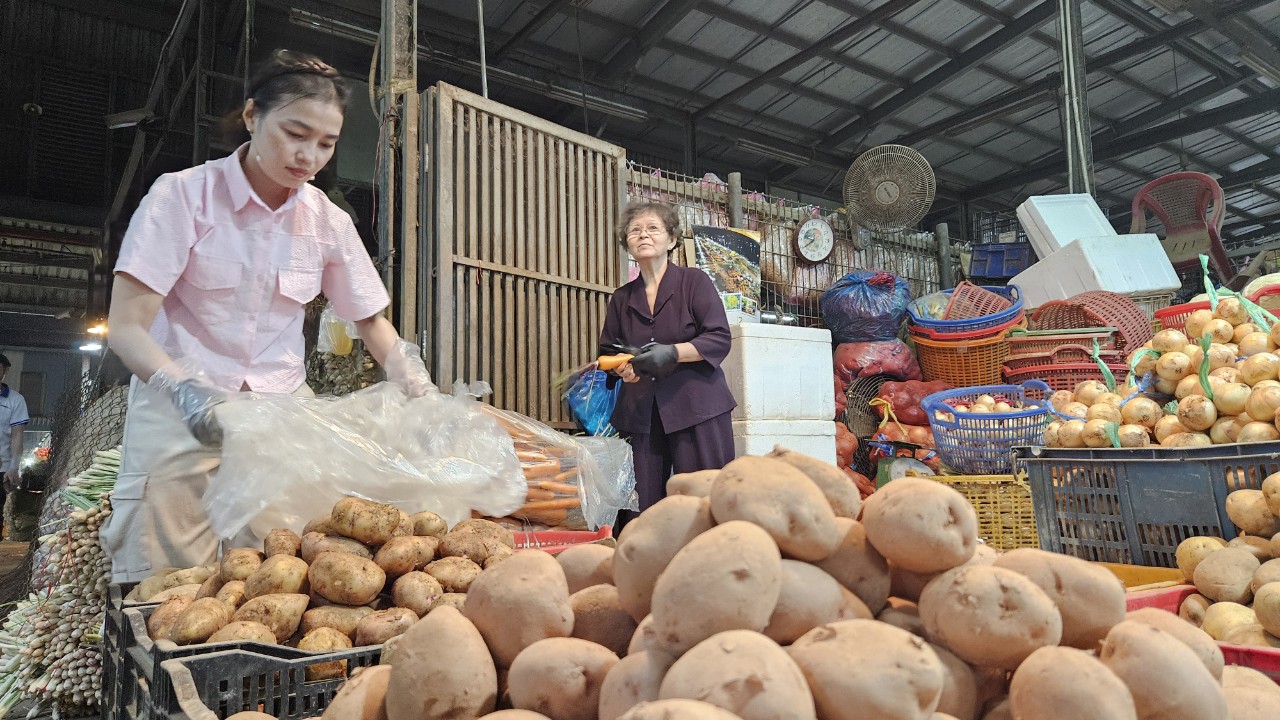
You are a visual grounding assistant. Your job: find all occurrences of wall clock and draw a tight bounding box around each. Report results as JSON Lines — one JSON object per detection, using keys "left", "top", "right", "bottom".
{"left": 794, "top": 217, "right": 835, "bottom": 264}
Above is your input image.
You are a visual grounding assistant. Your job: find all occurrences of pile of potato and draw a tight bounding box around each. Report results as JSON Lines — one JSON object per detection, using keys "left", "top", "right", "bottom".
{"left": 138, "top": 497, "right": 524, "bottom": 670}
{"left": 285, "top": 446, "right": 1279, "bottom": 720}
{"left": 1045, "top": 297, "right": 1280, "bottom": 449}
{"left": 1171, "top": 472, "right": 1280, "bottom": 653}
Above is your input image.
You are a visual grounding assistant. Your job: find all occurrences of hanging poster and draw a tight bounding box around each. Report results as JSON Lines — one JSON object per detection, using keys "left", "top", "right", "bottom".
{"left": 689, "top": 225, "right": 761, "bottom": 323}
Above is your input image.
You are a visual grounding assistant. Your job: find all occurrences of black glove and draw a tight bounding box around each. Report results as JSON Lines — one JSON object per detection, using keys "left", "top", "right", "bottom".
{"left": 150, "top": 360, "right": 227, "bottom": 446}
{"left": 629, "top": 342, "right": 679, "bottom": 379}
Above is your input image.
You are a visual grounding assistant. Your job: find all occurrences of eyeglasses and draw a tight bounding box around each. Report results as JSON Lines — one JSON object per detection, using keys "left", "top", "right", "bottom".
{"left": 625, "top": 224, "right": 666, "bottom": 239}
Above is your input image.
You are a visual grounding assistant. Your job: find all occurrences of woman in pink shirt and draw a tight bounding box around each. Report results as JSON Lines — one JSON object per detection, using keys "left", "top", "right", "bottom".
{"left": 100, "top": 50, "right": 429, "bottom": 582}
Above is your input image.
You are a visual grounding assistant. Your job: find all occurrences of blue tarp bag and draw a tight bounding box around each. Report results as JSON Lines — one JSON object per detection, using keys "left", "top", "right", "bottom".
{"left": 565, "top": 368, "right": 620, "bottom": 436}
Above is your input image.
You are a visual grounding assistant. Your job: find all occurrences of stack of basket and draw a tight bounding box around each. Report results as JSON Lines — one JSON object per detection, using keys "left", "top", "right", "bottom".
{"left": 1155, "top": 285, "right": 1280, "bottom": 333}
{"left": 1000, "top": 327, "right": 1128, "bottom": 391}
{"left": 907, "top": 282, "right": 1025, "bottom": 386}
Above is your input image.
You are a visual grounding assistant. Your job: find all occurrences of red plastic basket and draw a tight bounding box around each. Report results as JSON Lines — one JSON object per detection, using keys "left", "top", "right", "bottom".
{"left": 1001, "top": 344, "right": 1125, "bottom": 372}
{"left": 1006, "top": 327, "right": 1119, "bottom": 357}
{"left": 1030, "top": 291, "right": 1154, "bottom": 352}
{"left": 1001, "top": 361, "right": 1130, "bottom": 392}
{"left": 908, "top": 312, "right": 1026, "bottom": 341}
{"left": 944, "top": 281, "right": 1014, "bottom": 320}
{"left": 1126, "top": 584, "right": 1280, "bottom": 686}
{"left": 512, "top": 526, "right": 612, "bottom": 554}
{"left": 1154, "top": 286, "right": 1280, "bottom": 333}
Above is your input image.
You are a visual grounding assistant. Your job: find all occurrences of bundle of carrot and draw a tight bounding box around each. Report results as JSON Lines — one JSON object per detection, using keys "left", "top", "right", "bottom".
{"left": 480, "top": 405, "right": 593, "bottom": 530}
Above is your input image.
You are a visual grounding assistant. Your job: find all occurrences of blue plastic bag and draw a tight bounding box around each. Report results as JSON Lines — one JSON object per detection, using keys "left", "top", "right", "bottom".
{"left": 565, "top": 368, "right": 620, "bottom": 436}
{"left": 820, "top": 271, "right": 913, "bottom": 344}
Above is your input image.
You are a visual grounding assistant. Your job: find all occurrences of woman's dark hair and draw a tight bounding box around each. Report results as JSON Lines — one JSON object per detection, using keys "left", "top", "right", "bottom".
{"left": 246, "top": 49, "right": 350, "bottom": 113}
{"left": 616, "top": 201, "right": 681, "bottom": 252}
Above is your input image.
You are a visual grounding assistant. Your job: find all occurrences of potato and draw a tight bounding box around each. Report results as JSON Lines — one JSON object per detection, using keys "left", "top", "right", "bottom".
{"left": 1250, "top": 558, "right": 1280, "bottom": 594}
{"left": 231, "top": 593, "right": 310, "bottom": 642}
{"left": 788, "top": 619, "right": 945, "bottom": 720}
{"left": 162, "top": 564, "right": 218, "bottom": 590}
{"left": 1175, "top": 536, "right": 1227, "bottom": 582}
{"left": 598, "top": 651, "right": 674, "bottom": 720}
{"left": 708, "top": 455, "right": 840, "bottom": 561}
{"left": 1229, "top": 534, "right": 1273, "bottom": 562}
{"left": 264, "top": 528, "right": 302, "bottom": 558}
{"left": 147, "top": 596, "right": 195, "bottom": 641}
{"left": 814, "top": 518, "right": 891, "bottom": 615}
{"left": 1202, "top": 601, "right": 1258, "bottom": 641}
{"left": 665, "top": 469, "right": 718, "bottom": 498}
{"left": 613, "top": 495, "right": 715, "bottom": 622}
{"left": 891, "top": 545, "right": 997, "bottom": 604}
{"left": 1221, "top": 623, "right": 1280, "bottom": 648}
{"left": 627, "top": 615, "right": 660, "bottom": 658}
{"left": 301, "top": 532, "right": 374, "bottom": 564}
{"left": 170, "top": 597, "right": 231, "bottom": 645}
{"left": 134, "top": 567, "right": 181, "bottom": 602}
{"left": 207, "top": 620, "right": 278, "bottom": 645}
{"left": 992, "top": 548, "right": 1125, "bottom": 649}
{"left": 1223, "top": 666, "right": 1280, "bottom": 718}
{"left": 195, "top": 571, "right": 226, "bottom": 600}
{"left": 221, "top": 549, "right": 264, "bottom": 583}
{"left": 296, "top": 627, "right": 353, "bottom": 681}
{"left": 426, "top": 556, "right": 482, "bottom": 593}
{"left": 878, "top": 598, "right": 925, "bottom": 638}
{"left": 929, "top": 643, "right": 979, "bottom": 720}
{"left": 1098, "top": 621, "right": 1228, "bottom": 720}
{"left": 441, "top": 519, "right": 517, "bottom": 566}
{"left": 767, "top": 445, "right": 861, "bottom": 519}
{"left": 321, "top": 664, "right": 390, "bottom": 720}
{"left": 1193, "top": 547, "right": 1261, "bottom": 603}
{"left": 226, "top": 713, "right": 275, "bottom": 719}
{"left": 215, "top": 580, "right": 247, "bottom": 610}
{"left": 303, "top": 514, "right": 334, "bottom": 536}
{"left": 300, "top": 605, "right": 376, "bottom": 641}
{"left": 244, "top": 555, "right": 310, "bottom": 600}
{"left": 508, "top": 637, "right": 619, "bottom": 720}
{"left": 390, "top": 572, "right": 444, "bottom": 618}
{"left": 433, "top": 593, "right": 468, "bottom": 611}
{"left": 556, "top": 544, "right": 615, "bottom": 594}
{"left": 392, "top": 510, "right": 413, "bottom": 537}
{"left": 484, "top": 544, "right": 514, "bottom": 569}
{"left": 373, "top": 536, "right": 424, "bottom": 577}
{"left": 464, "top": 550, "right": 574, "bottom": 668}
{"left": 331, "top": 497, "right": 402, "bottom": 545}
{"left": 1263, "top": 472, "right": 1280, "bottom": 516}
{"left": 763, "top": 560, "right": 847, "bottom": 646}
{"left": 1255, "top": 581, "right": 1280, "bottom": 637}
{"left": 971, "top": 666, "right": 1009, "bottom": 716}
{"left": 480, "top": 713, "right": 552, "bottom": 720}
{"left": 862, "top": 477, "right": 978, "bottom": 574}
{"left": 659, "top": 630, "right": 814, "bottom": 720}
{"left": 1179, "top": 593, "right": 1212, "bottom": 626}
{"left": 617, "top": 699, "right": 742, "bottom": 720}
{"left": 387, "top": 606, "right": 497, "bottom": 718}
{"left": 571, "top": 584, "right": 638, "bottom": 657}
{"left": 1009, "top": 646, "right": 1135, "bottom": 720}
{"left": 837, "top": 586, "right": 873, "bottom": 621}
{"left": 407, "top": 535, "right": 441, "bottom": 569}
{"left": 355, "top": 608, "right": 417, "bottom": 646}
{"left": 1228, "top": 489, "right": 1280, "bottom": 537}
{"left": 1125, "top": 607, "right": 1223, "bottom": 680}
{"left": 309, "top": 552, "right": 386, "bottom": 606}
{"left": 918, "top": 565, "right": 1062, "bottom": 670}
{"left": 410, "top": 510, "right": 448, "bottom": 538}
{"left": 650, "top": 521, "right": 783, "bottom": 655}
{"left": 149, "top": 584, "right": 202, "bottom": 602}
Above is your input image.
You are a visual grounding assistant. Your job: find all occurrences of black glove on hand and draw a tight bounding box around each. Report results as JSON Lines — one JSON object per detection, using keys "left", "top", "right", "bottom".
{"left": 629, "top": 342, "right": 679, "bottom": 379}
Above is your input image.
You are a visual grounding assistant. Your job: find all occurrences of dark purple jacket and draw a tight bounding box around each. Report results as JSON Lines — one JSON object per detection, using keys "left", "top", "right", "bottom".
{"left": 599, "top": 263, "right": 737, "bottom": 434}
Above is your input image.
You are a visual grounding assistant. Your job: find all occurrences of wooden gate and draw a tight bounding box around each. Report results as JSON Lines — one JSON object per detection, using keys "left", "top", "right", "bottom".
{"left": 421, "top": 83, "right": 628, "bottom": 427}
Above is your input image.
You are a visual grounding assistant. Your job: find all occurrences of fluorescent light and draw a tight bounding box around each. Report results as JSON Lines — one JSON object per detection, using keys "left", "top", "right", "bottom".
{"left": 87, "top": 323, "right": 107, "bottom": 335}
{"left": 288, "top": 8, "right": 379, "bottom": 46}
{"left": 543, "top": 86, "right": 649, "bottom": 122}
{"left": 735, "top": 139, "right": 812, "bottom": 167}
{"left": 78, "top": 342, "right": 103, "bottom": 352}
{"left": 104, "top": 109, "right": 153, "bottom": 129}
{"left": 944, "top": 91, "right": 1053, "bottom": 136}
{"left": 1239, "top": 49, "right": 1280, "bottom": 85}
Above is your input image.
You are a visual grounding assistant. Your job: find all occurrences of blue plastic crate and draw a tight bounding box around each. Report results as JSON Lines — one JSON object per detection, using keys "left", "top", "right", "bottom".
{"left": 920, "top": 381, "right": 1052, "bottom": 475}
{"left": 907, "top": 284, "right": 1024, "bottom": 333}
{"left": 1014, "top": 442, "right": 1280, "bottom": 568}
{"left": 968, "top": 242, "right": 1036, "bottom": 278}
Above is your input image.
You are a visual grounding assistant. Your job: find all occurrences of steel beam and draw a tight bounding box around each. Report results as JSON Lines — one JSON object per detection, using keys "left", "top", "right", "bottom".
{"left": 1090, "top": 0, "right": 1259, "bottom": 87}
{"left": 378, "top": 0, "right": 418, "bottom": 332}
{"left": 598, "top": 0, "right": 703, "bottom": 81}
{"left": 492, "top": 0, "right": 575, "bottom": 64}
{"left": 1057, "top": 0, "right": 1094, "bottom": 195}
{"left": 0, "top": 249, "right": 93, "bottom": 270}
{"left": 1220, "top": 158, "right": 1280, "bottom": 190}
{"left": 0, "top": 273, "right": 89, "bottom": 291}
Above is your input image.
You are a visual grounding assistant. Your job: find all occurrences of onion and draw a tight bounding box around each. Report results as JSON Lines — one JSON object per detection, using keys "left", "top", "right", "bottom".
{"left": 1061, "top": 402, "right": 1089, "bottom": 419}
{"left": 1155, "top": 377, "right": 1179, "bottom": 395}
{"left": 969, "top": 405, "right": 992, "bottom": 414}
{"left": 1241, "top": 353, "right": 1280, "bottom": 386}
{"left": 1074, "top": 381, "right": 1109, "bottom": 407}
{"left": 1239, "top": 332, "right": 1276, "bottom": 358}
{"left": 954, "top": 404, "right": 970, "bottom": 413}
{"left": 1238, "top": 422, "right": 1280, "bottom": 444}
{"left": 1216, "top": 296, "right": 1250, "bottom": 325}
{"left": 1152, "top": 329, "right": 1190, "bottom": 353}
{"left": 1206, "top": 318, "right": 1235, "bottom": 344}
{"left": 1094, "top": 392, "right": 1124, "bottom": 408}
{"left": 1176, "top": 375, "right": 1207, "bottom": 399}
{"left": 1128, "top": 348, "right": 1159, "bottom": 376}
{"left": 976, "top": 394, "right": 995, "bottom": 406}
{"left": 1155, "top": 415, "right": 1190, "bottom": 443}
{"left": 1271, "top": 322, "right": 1280, "bottom": 349}
{"left": 1117, "top": 424, "right": 1151, "bottom": 448}
{"left": 1186, "top": 346, "right": 1205, "bottom": 369}
{"left": 1178, "top": 395, "right": 1218, "bottom": 431}
{"left": 1246, "top": 385, "right": 1280, "bottom": 423}
{"left": 1226, "top": 343, "right": 1240, "bottom": 357}
{"left": 1087, "top": 403, "right": 1123, "bottom": 424}
{"left": 1058, "top": 420, "right": 1086, "bottom": 448}
{"left": 1082, "top": 419, "right": 1114, "bottom": 448}
{"left": 1234, "top": 323, "right": 1259, "bottom": 344}
{"left": 993, "top": 401, "right": 1012, "bottom": 413}
{"left": 1121, "top": 396, "right": 1162, "bottom": 429}
{"left": 1208, "top": 344, "right": 1236, "bottom": 370}
{"left": 1211, "top": 367, "right": 1241, "bottom": 383}
{"left": 1229, "top": 415, "right": 1253, "bottom": 442}
{"left": 1044, "top": 421, "right": 1062, "bottom": 448}
{"left": 1254, "top": 380, "right": 1280, "bottom": 390}
{"left": 1213, "top": 382, "right": 1252, "bottom": 416}
{"left": 1186, "top": 309, "right": 1216, "bottom": 341}
{"left": 1049, "top": 391, "right": 1075, "bottom": 411}
{"left": 1162, "top": 432, "right": 1212, "bottom": 448}
{"left": 1210, "top": 416, "right": 1237, "bottom": 444}
{"left": 1156, "top": 352, "right": 1192, "bottom": 381}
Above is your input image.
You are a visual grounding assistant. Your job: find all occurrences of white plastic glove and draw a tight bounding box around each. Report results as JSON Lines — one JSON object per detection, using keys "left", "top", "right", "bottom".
{"left": 384, "top": 340, "right": 435, "bottom": 398}
{"left": 149, "top": 359, "right": 228, "bottom": 445}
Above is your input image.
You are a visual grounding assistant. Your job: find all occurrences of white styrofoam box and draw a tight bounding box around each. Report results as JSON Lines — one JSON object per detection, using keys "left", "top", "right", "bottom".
{"left": 1009, "top": 234, "right": 1180, "bottom": 309}
{"left": 732, "top": 419, "right": 836, "bottom": 465}
{"left": 1016, "top": 194, "right": 1116, "bottom": 259}
{"left": 722, "top": 323, "right": 834, "bottom": 422}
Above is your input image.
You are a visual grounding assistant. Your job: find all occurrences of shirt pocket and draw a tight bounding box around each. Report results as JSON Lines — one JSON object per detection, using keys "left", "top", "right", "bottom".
{"left": 277, "top": 266, "right": 323, "bottom": 304}
{"left": 182, "top": 253, "right": 244, "bottom": 325}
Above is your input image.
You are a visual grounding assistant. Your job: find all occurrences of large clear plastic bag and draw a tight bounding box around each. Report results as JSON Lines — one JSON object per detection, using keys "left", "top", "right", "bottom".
{"left": 207, "top": 381, "right": 527, "bottom": 541}
{"left": 820, "top": 271, "right": 913, "bottom": 343}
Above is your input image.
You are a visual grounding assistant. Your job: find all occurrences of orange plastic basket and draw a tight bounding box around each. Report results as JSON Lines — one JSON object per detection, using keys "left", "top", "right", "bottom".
{"left": 944, "top": 281, "right": 1015, "bottom": 320}
{"left": 912, "top": 329, "right": 1011, "bottom": 386}
{"left": 1030, "top": 291, "right": 1153, "bottom": 352}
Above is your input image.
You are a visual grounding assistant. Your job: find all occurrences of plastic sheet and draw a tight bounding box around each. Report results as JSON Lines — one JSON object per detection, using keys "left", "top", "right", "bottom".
{"left": 820, "top": 271, "right": 913, "bottom": 343}
{"left": 208, "top": 381, "right": 528, "bottom": 541}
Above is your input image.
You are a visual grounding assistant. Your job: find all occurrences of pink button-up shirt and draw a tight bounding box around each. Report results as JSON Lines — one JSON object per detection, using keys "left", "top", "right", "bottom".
{"left": 115, "top": 146, "right": 390, "bottom": 393}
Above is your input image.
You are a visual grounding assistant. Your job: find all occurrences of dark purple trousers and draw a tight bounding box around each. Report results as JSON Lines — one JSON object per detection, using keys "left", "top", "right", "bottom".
{"left": 616, "top": 401, "right": 735, "bottom": 535}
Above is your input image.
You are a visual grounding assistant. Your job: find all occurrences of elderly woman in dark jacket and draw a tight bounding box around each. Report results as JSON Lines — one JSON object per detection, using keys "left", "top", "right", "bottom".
{"left": 599, "top": 202, "right": 738, "bottom": 520}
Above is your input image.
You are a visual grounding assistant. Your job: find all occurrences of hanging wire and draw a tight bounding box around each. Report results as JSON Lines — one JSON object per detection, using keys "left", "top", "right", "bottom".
{"left": 1171, "top": 47, "right": 1188, "bottom": 171}
{"left": 574, "top": 5, "right": 591, "bottom": 134}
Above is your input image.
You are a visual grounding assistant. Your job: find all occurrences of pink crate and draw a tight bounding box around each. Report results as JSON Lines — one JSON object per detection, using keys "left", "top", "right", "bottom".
{"left": 512, "top": 526, "right": 612, "bottom": 554}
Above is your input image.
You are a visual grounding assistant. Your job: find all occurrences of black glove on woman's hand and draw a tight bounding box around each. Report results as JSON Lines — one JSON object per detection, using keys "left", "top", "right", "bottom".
{"left": 630, "top": 343, "right": 679, "bottom": 379}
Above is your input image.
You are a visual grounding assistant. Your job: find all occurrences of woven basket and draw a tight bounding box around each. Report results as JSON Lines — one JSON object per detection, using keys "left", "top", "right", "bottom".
{"left": 944, "top": 281, "right": 1014, "bottom": 320}
{"left": 1030, "top": 291, "right": 1153, "bottom": 352}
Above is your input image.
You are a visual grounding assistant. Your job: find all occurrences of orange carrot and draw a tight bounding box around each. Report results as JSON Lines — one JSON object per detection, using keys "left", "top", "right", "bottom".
{"left": 517, "top": 498, "right": 582, "bottom": 512}
{"left": 533, "top": 481, "right": 580, "bottom": 496}
{"left": 525, "top": 488, "right": 557, "bottom": 501}
{"left": 517, "top": 450, "right": 548, "bottom": 462}
{"left": 522, "top": 461, "right": 561, "bottom": 479}
{"left": 597, "top": 353, "right": 634, "bottom": 371}
{"left": 553, "top": 468, "right": 578, "bottom": 483}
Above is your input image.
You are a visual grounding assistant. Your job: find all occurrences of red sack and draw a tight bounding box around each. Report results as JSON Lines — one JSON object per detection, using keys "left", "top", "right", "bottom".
{"left": 835, "top": 422, "right": 858, "bottom": 469}
{"left": 842, "top": 467, "right": 877, "bottom": 499}
{"left": 833, "top": 340, "right": 921, "bottom": 418}
{"left": 875, "top": 380, "right": 952, "bottom": 426}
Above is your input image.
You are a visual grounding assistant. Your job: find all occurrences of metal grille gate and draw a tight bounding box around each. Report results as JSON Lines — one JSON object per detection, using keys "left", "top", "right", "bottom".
{"left": 421, "top": 83, "right": 628, "bottom": 427}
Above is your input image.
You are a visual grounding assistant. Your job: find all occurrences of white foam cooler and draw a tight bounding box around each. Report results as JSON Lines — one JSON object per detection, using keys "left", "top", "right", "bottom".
{"left": 1016, "top": 194, "right": 1116, "bottom": 259}
{"left": 722, "top": 323, "right": 834, "bottom": 422}
{"left": 1010, "top": 234, "right": 1180, "bottom": 309}
{"left": 732, "top": 419, "right": 837, "bottom": 465}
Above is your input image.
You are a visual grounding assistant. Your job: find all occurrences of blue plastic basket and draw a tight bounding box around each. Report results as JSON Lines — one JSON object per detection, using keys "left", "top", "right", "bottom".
{"left": 908, "top": 285, "right": 1024, "bottom": 333}
{"left": 968, "top": 242, "right": 1036, "bottom": 278}
{"left": 921, "top": 381, "right": 1052, "bottom": 475}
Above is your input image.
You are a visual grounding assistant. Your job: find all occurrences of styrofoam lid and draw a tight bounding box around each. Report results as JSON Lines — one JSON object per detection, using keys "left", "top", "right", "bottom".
{"left": 1018, "top": 194, "right": 1117, "bottom": 249}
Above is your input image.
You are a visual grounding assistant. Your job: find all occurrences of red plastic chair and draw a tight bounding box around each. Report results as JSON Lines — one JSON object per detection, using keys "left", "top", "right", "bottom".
{"left": 1129, "top": 171, "right": 1229, "bottom": 278}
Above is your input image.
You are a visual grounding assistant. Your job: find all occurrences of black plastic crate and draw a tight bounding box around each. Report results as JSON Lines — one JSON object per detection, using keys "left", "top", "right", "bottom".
{"left": 1014, "top": 442, "right": 1280, "bottom": 567}
{"left": 162, "top": 647, "right": 382, "bottom": 720}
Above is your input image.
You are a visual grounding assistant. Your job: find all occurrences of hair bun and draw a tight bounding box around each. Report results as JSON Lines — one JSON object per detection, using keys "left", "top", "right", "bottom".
{"left": 245, "top": 49, "right": 340, "bottom": 99}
